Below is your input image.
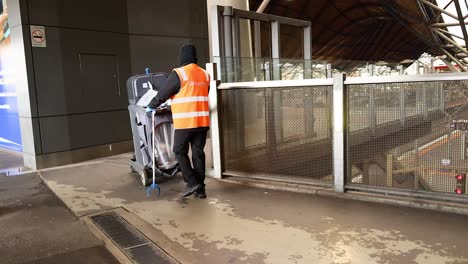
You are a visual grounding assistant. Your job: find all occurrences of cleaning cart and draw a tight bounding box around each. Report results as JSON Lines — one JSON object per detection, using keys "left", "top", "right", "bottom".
{"left": 127, "top": 71, "right": 180, "bottom": 187}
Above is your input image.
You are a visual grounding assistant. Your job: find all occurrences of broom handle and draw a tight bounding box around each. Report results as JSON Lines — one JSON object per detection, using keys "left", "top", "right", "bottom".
{"left": 152, "top": 111, "right": 156, "bottom": 184}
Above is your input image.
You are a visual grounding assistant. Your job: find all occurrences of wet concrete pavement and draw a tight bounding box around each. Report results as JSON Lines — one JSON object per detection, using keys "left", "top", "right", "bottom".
{"left": 38, "top": 153, "right": 468, "bottom": 264}
{"left": 0, "top": 172, "right": 119, "bottom": 264}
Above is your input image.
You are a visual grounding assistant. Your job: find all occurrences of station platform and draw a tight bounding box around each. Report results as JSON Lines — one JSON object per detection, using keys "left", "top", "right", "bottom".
{"left": 2, "top": 153, "right": 463, "bottom": 264}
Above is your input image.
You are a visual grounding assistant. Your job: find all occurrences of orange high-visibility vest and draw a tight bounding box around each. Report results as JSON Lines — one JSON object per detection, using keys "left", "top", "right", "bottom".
{"left": 171, "top": 64, "right": 210, "bottom": 129}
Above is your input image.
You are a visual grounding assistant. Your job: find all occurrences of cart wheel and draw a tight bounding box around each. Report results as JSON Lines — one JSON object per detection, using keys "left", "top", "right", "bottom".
{"left": 140, "top": 170, "right": 152, "bottom": 186}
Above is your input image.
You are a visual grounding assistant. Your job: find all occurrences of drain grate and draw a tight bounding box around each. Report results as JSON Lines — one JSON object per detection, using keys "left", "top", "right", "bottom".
{"left": 91, "top": 212, "right": 177, "bottom": 264}
{"left": 91, "top": 213, "right": 147, "bottom": 249}
{"left": 127, "top": 244, "right": 175, "bottom": 264}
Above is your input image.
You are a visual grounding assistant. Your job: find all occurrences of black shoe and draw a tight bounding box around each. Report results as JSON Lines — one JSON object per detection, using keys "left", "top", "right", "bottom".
{"left": 181, "top": 184, "right": 202, "bottom": 198}
{"left": 195, "top": 190, "right": 207, "bottom": 199}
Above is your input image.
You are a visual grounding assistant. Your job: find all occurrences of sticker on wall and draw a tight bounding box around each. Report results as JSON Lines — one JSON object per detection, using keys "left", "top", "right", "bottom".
{"left": 30, "top": 25, "right": 46, "bottom": 48}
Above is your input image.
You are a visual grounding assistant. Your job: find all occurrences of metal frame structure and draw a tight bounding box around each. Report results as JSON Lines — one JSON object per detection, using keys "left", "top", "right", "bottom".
{"left": 416, "top": 0, "right": 468, "bottom": 71}
{"left": 208, "top": 65, "right": 468, "bottom": 202}
{"left": 210, "top": 5, "right": 312, "bottom": 82}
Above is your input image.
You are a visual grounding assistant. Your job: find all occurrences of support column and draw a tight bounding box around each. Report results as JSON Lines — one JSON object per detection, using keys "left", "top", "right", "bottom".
{"left": 326, "top": 64, "right": 332, "bottom": 78}
{"left": 207, "top": 2, "right": 253, "bottom": 82}
{"left": 439, "top": 82, "right": 445, "bottom": 111}
{"left": 367, "top": 64, "right": 376, "bottom": 134}
{"left": 271, "top": 20, "right": 283, "bottom": 141}
{"left": 271, "top": 20, "right": 281, "bottom": 80}
{"left": 304, "top": 87, "right": 315, "bottom": 138}
{"left": 303, "top": 25, "right": 312, "bottom": 79}
{"left": 333, "top": 73, "right": 347, "bottom": 193}
{"left": 386, "top": 155, "right": 393, "bottom": 187}
{"left": 223, "top": 6, "right": 234, "bottom": 83}
{"left": 206, "top": 63, "right": 223, "bottom": 178}
{"left": 414, "top": 140, "right": 419, "bottom": 189}
{"left": 254, "top": 20, "right": 263, "bottom": 81}
{"left": 4, "top": 0, "right": 42, "bottom": 169}
{"left": 400, "top": 83, "right": 406, "bottom": 126}
{"left": 398, "top": 65, "right": 404, "bottom": 75}
{"left": 415, "top": 60, "right": 420, "bottom": 74}
{"left": 462, "top": 131, "right": 467, "bottom": 160}
{"left": 232, "top": 13, "right": 240, "bottom": 82}
{"left": 398, "top": 64, "right": 406, "bottom": 126}
{"left": 368, "top": 64, "right": 374, "bottom": 76}
{"left": 422, "top": 84, "right": 428, "bottom": 120}
{"left": 209, "top": 5, "right": 222, "bottom": 80}
{"left": 369, "top": 84, "right": 376, "bottom": 135}
{"left": 303, "top": 25, "right": 314, "bottom": 137}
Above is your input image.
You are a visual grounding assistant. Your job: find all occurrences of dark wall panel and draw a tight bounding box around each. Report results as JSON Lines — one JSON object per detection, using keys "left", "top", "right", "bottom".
{"left": 129, "top": 35, "right": 209, "bottom": 74}
{"left": 23, "top": 0, "right": 210, "bottom": 155}
{"left": 27, "top": 0, "right": 128, "bottom": 33}
{"left": 127, "top": 0, "right": 208, "bottom": 38}
{"left": 32, "top": 27, "right": 131, "bottom": 116}
{"left": 39, "top": 110, "right": 131, "bottom": 153}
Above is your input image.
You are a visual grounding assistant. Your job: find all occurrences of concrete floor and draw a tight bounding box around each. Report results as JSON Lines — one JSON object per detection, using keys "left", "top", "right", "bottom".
{"left": 0, "top": 173, "right": 118, "bottom": 264}
{"left": 38, "top": 153, "right": 468, "bottom": 264}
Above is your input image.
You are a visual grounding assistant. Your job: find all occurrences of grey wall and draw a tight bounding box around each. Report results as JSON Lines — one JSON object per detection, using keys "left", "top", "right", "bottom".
{"left": 127, "top": 0, "right": 209, "bottom": 74}
{"left": 25, "top": 0, "right": 131, "bottom": 154}
{"left": 21, "top": 0, "right": 209, "bottom": 155}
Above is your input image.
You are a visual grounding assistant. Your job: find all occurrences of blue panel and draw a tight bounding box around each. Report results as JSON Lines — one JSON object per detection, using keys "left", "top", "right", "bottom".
{"left": 0, "top": 5, "right": 22, "bottom": 151}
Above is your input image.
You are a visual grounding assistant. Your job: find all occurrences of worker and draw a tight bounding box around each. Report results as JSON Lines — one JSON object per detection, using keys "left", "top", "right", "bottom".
{"left": 147, "top": 44, "right": 210, "bottom": 199}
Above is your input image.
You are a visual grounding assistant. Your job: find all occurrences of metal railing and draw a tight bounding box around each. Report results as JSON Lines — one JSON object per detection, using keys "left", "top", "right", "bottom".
{"left": 345, "top": 74, "right": 468, "bottom": 200}
{"left": 216, "top": 78, "right": 333, "bottom": 185}
{"left": 213, "top": 57, "right": 329, "bottom": 83}
{"left": 207, "top": 63, "right": 468, "bottom": 202}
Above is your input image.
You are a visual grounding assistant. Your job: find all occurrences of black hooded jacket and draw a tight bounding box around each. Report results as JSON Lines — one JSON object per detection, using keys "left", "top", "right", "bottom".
{"left": 147, "top": 45, "right": 198, "bottom": 109}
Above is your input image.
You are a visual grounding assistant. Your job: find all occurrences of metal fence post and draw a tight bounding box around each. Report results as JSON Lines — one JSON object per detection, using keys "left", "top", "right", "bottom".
{"left": 223, "top": 6, "right": 234, "bottom": 83}
{"left": 369, "top": 84, "right": 376, "bottom": 135}
{"left": 398, "top": 65, "right": 404, "bottom": 75}
{"left": 333, "top": 73, "right": 347, "bottom": 193}
{"left": 303, "top": 25, "right": 314, "bottom": 136}
{"left": 463, "top": 131, "right": 467, "bottom": 160}
{"left": 254, "top": 21, "right": 263, "bottom": 81}
{"left": 303, "top": 25, "right": 312, "bottom": 79}
{"left": 210, "top": 6, "right": 224, "bottom": 81}
{"left": 386, "top": 154, "right": 393, "bottom": 187}
{"left": 206, "top": 63, "right": 223, "bottom": 179}
{"left": 264, "top": 62, "right": 271, "bottom": 81}
{"left": 232, "top": 14, "right": 241, "bottom": 82}
{"left": 368, "top": 64, "right": 374, "bottom": 76}
{"left": 414, "top": 139, "right": 419, "bottom": 189}
{"left": 422, "top": 84, "right": 428, "bottom": 120}
{"left": 367, "top": 65, "right": 376, "bottom": 134}
{"left": 326, "top": 64, "right": 332, "bottom": 78}
{"left": 439, "top": 82, "right": 445, "bottom": 111}
{"left": 400, "top": 83, "right": 406, "bottom": 126}
{"left": 304, "top": 88, "right": 315, "bottom": 137}
{"left": 271, "top": 20, "right": 281, "bottom": 80}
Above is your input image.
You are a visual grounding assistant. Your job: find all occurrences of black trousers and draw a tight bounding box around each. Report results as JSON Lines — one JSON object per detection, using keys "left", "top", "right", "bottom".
{"left": 173, "top": 128, "right": 208, "bottom": 188}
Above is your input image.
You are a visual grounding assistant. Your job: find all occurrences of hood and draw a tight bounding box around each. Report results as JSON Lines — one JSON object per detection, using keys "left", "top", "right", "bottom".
{"left": 179, "top": 44, "right": 198, "bottom": 66}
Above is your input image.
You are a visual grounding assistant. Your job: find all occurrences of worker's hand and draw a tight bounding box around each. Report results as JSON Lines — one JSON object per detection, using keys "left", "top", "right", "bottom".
{"left": 146, "top": 107, "right": 155, "bottom": 116}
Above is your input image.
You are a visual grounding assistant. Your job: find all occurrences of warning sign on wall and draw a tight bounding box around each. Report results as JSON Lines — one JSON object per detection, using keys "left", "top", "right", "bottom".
{"left": 30, "top": 25, "right": 46, "bottom": 48}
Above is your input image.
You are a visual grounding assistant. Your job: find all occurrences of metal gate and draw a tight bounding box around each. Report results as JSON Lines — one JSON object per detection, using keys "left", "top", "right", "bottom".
{"left": 217, "top": 80, "right": 334, "bottom": 185}
{"left": 346, "top": 77, "right": 468, "bottom": 198}
{"left": 208, "top": 64, "right": 468, "bottom": 201}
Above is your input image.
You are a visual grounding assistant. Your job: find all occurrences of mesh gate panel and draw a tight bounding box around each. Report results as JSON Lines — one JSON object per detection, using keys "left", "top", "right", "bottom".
{"left": 220, "top": 86, "right": 333, "bottom": 183}
{"left": 348, "top": 80, "right": 468, "bottom": 196}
